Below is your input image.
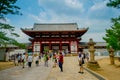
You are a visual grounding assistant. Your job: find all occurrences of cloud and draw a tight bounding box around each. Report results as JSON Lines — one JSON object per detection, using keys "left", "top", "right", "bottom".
{"left": 14, "top": 28, "right": 30, "bottom": 43}
{"left": 90, "top": 1, "right": 107, "bottom": 11}
{"left": 65, "top": 0, "right": 84, "bottom": 12}
{"left": 0, "top": 17, "right": 10, "bottom": 24}
{"left": 81, "top": 32, "right": 106, "bottom": 42}
{"left": 87, "top": 0, "right": 119, "bottom": 20}
{"left": 38, "top": 0, "right": 84, "bottom": 16}
{"left": 6, "top": 0, "right": 119, "bottom": 43}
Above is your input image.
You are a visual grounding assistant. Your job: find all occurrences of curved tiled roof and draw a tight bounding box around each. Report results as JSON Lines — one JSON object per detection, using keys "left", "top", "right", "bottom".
{"left": 21, "top": 23, "right": 88, "bottom": 38}
{"left": 33, "top": 23, "right": 78, "bottom": 31}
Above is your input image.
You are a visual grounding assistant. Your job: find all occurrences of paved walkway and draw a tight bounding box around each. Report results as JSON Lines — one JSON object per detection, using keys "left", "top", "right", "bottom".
{"left": 47, "top": 57, "right": 99, "bottom": 80}
{"left": 0, "top": 59, "right": 53, "bottom": 80}
{"left": 0, "top": 56, "right": 108, "bottom": 80}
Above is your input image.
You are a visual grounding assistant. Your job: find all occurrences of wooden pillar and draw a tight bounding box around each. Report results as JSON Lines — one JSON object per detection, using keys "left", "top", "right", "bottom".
{"left": 69, "top": 40, "right": 71, "bottom": 53}
{"left": 77, "top": 40, "right": 79, "bottom": 53}
{"left": 49, "top": 41, "right": 51, "bottom": 50}
{"left": 60, "top": 41, "right": 62, "bottom": 52}
{"left": 40, "top": 41, "right": 42, "bottom": 53}
{"left": 40, "top": 41, "right": 42, "bottom": 54}
{"left": 32, "top": 41, "right": 34, "bottom": 53}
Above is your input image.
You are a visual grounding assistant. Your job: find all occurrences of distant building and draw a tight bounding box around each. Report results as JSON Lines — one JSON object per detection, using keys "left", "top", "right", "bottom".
{"left": 0, "top": 44, "right": 26, "bottom": 61}
{"left": 79, "top": 42, "right": 108, "bottom": 56}
{"left": 0, "top": 44, "right": 18, "bottom": 61}
{"left": 21, "top": 23, "right": 88, "bottom": 53}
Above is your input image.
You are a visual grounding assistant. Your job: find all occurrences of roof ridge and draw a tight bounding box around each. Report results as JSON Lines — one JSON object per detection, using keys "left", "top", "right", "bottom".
{"left": 34, "top": 23, "right": 77, "bottom": 25}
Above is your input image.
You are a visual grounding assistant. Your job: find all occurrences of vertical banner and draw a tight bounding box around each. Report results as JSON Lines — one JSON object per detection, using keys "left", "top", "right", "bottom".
{"left": 70, "top": 41, "right": 77, "bottom": 53}
{"left": 33, "top": 42, "right": 40, "bottom": 54}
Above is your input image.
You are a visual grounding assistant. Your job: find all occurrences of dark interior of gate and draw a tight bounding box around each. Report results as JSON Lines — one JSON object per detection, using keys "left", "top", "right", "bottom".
{"left": 41, "top": 43, "right": 69, "bottom": 54}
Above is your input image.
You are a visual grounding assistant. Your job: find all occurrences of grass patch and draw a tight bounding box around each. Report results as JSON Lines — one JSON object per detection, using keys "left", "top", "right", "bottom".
{"left": 0, "top": 61, "right": 15, "bottom": 71}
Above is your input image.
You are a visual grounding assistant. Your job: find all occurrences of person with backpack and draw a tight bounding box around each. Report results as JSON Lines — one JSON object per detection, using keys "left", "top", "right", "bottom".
{"left": 21, "top": 53, "right": 26, "bottom": 68}
{"left": 35, "top": 55, "right": 39, "bottom": 66}
{"left": 52, "top": 53, "right": 57, "bottom": 68}
{"left": 44, "top": 53, "right": 49, "bottom": 67}
{"left": 78, "top": 49, "right": 85, "bottom": 74}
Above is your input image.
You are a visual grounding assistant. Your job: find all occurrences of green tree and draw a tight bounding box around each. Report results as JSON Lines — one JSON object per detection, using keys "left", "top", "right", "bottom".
{"left": 103, "top": 0, "right": 120, "bottom": 51}
{"left": 107, "top": 0, "right": 120, "bottom": 9}
{"left": 0, "top": 0, "right": 26, "bottom": 49}
{"left": 0, "top": 0, "right": 22, "bottom": 18}
{"left": 103, "top": 18, "right": 120, "bottom": 51}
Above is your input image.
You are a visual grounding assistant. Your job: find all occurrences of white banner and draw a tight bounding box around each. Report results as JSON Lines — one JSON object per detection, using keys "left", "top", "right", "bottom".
{"left": 33, "top": 42, "right": 40, "bottom": 52}
{"left": 70, "top": 41, "right": 77, "bottom": 53}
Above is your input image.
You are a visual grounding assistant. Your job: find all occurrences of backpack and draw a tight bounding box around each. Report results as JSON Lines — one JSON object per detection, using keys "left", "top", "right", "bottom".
{"left": 46, "top": 56, "right": 49, "bottom": 61}
{"left": 79, "top": 53, "right": 85, "bottom": 59}
{"left": 83, "top": 53, "right": 86, "bottom": 59}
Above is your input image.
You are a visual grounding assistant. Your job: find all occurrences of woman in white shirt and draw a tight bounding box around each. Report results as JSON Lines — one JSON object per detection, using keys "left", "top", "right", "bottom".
{"left": 27, "top": 54, "right": 33, "bottom": 68}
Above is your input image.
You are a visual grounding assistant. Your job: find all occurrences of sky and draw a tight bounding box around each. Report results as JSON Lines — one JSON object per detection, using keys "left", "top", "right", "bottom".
{"left": 4, "top": 0, "right": 120, "bottom": 43}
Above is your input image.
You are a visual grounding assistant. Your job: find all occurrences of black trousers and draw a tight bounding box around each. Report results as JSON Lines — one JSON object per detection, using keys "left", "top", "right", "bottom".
{"left": 59, "top": 62, "right": 63, "bottom": 72}
{"left": 28, "top": 62, "right": 32, "bottom": 67}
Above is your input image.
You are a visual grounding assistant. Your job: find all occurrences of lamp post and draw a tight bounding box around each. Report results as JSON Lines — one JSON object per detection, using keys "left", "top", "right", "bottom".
{"left": 88, "top": 38, "right": 96, "bottom": 62}
{"left": 87, "top": 38, "right": 100, "bottom": 68}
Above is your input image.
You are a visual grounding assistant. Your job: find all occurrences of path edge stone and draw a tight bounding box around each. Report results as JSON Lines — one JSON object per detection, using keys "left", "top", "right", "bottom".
{"left": 84, "top": 67, "right": 108, "bottom": 80}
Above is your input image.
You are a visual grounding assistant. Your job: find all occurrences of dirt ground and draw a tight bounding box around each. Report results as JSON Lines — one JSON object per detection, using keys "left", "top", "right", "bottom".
{"left": 0, "top": 61, "right": 14, "bottom": 71}
{"left": 91, "top": 57, "right": 120, "bottom": 80}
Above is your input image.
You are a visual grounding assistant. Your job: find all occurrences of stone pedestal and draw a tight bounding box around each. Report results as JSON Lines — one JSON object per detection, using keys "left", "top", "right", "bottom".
{"left": 87, "top": 61, "right": 100, "bottom": 69}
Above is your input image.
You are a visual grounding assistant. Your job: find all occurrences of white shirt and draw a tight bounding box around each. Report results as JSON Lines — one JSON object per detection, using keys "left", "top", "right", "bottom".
{"left": 22, "top": 55, "right": 26, "bottom": 60}
{"left": 35, "top": 56, "right": 39, "bottom": 61}
{"left": 78, "top": 52, "right": 84, "bottom": 60}
{"left": 28, "top": 55, "right": 33, "bottom": 62}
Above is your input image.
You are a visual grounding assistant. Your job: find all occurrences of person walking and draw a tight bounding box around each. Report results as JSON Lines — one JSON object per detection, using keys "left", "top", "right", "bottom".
{"left": 44, "top": 53, "right": 49, "bottom": 67}
{"left": 52, "top": 53, "right": 57, "bottom": 68}
{"left": 18, "top": 54, "right": 22, "bottom": 66}
{"left": 35, "top": 55, "right": 39, "bottom": 66}
{"left": 27, "top": 54, "right": 33, "bottom": 68}
{"left": 58, "top": 52, "right": 64, "bottom": 72}
{"left": 21, "top": 53, "right": 26, "bottom": 68}
{"left": 85, "top": 52, "right": 89, "bottom": 62}
{"left": 78, "top": 49, "right": 85, "bottom": 74}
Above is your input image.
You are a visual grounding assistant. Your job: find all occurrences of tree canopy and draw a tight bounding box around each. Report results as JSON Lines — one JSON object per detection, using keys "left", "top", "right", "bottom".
{"left": 107, "top": 0, "right": 120, "bottom": 9}
{"left": 0, "top": 0, "right": 22, "bottom": 18}
{"left": 0, "top": 0, "right": 26, "bottom": 49}
{"left": 103, "top": 0, "right": 120, "bottom": 51}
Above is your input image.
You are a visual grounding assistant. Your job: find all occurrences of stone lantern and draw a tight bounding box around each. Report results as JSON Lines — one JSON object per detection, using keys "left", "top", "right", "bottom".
{"left": 108, "top": 46, "right": 115, "bottom": 65}
{"left": 88, "top": 38, "right": 96, "bottom": 62}
{"left": 87, "top": 38, "right": 100, "bottom": 68}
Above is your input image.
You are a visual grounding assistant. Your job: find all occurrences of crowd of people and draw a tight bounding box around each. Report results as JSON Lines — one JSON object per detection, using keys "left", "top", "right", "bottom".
{"left": 11, "top": 51, "right": 64, "bottom": 72}
{"left": 10, "top": 49, "right": 89, "bottom": 74}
